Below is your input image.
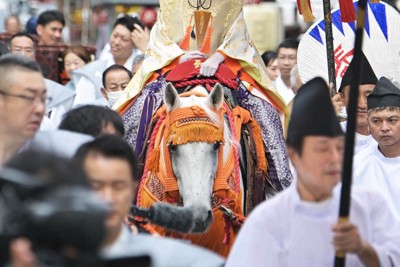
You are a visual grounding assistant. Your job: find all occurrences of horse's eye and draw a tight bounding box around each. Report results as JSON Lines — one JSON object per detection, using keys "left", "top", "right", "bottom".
{"left": 169, "top": 144, "right": 178, "bottom": 152}
{"left": 213, "top": 142, "right": 221, "bottom": 150}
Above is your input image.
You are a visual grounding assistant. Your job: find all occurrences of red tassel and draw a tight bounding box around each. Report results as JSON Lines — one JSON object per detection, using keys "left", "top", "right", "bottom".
{"left": 339, "top": 0, "right": 356, "bottom": 22}
{"left": 222, "top": 215, "right": 231, "bottom": 245}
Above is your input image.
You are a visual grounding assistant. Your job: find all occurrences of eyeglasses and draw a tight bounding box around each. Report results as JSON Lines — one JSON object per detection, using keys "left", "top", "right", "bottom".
{"left": 0, "top": 91, "right": 52, "bottom": 106}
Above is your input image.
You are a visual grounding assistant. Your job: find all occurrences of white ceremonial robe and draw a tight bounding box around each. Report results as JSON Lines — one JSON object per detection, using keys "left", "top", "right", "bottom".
{"left": 353, "top": 144, "right": 400, "bottom": 220}
{"left": 340, "top": 121, "right": 377, "bottom": 155}
{"left": 274, "top": 75, "right": 294, "bottom": 105}
{"left": 225, "top": 183, "right": 400, "bottom": 267}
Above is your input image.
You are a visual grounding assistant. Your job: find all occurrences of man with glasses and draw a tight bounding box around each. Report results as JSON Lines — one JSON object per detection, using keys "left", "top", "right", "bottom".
{"left": 0, "top": 54, "right": 48, "bottom": 164}
{"left": 9, "top": 32, "right": 75, "bottom": 127}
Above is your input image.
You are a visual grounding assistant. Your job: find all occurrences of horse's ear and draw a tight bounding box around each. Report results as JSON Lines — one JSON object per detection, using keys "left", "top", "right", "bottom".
{"left": 164, "top": 82, "right": 181, "bottom": 111}
{"left": 207, "top": 83, "right": 224, "bottom": 109}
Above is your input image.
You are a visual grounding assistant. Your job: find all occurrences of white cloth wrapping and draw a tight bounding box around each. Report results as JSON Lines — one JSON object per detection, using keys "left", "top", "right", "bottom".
{"left": 225, "top": 183, "right": 400, "bottom": 267}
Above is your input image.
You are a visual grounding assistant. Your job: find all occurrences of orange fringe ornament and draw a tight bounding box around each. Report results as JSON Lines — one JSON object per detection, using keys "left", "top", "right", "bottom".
{"left": 339, "top": 0, "right": 356, "bottom": 22}
{"left": 179, "top": 16, "right": 193, "bottom": 51}
{"left": 369, "top": 0, "right": 380, "bottom": 3}
{"left": 167, "top": 122, "right": 223, "bottom": 146}
{"left": 297, "top": 0, "right": 315, "bottom": 22}
{"left": 146, "top": 148, "right": 160, "bottom": 173}
{"left": 232, "top": 107, "right": 268, "bottom": 174}
{"left": 248, "top": 119, "right": 268, "bottom": 173}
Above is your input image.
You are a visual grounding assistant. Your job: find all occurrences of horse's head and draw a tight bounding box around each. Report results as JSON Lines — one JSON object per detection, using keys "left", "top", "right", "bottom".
{"left": 164, "top": 83, "right": 224, "bottom": 233}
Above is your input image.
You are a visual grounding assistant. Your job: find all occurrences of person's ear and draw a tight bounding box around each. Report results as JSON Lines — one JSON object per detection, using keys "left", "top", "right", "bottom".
{"left": 100, "top": 88, "right": 108, "bottom": 99}
{"left": 36, "top": 25, "right": 43, "bottom": 36}
{"left": 287, "top": 147, "right": 299, "bottom": 166}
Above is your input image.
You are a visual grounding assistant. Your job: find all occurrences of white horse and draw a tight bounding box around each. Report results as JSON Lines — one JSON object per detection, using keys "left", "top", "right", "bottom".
{"left": 136, "top": 83, "right": 265, "bottom": 256}
{"left": 164, "top": 83, "right": 234, "bottom": 232}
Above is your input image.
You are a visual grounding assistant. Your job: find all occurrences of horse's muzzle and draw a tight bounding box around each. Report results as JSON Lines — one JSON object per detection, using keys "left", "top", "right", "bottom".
{"left": 192, "top": 209, "right": 213, "bottom": 233}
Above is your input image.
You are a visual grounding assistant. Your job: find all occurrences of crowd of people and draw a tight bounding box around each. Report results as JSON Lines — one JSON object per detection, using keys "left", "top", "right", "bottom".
{"left": 1, "top": 1, "right": 400, "bottom": 266}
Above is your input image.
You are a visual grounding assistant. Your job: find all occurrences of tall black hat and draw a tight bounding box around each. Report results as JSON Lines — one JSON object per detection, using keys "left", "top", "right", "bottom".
{"left": 288, "top": 77, "right": 343, "bottom": 142}
{"left": 339, "top": 52, "right": 378, "bottom": 92}
{"left": 368, "top": 77, "right": 400, "bottom": 110}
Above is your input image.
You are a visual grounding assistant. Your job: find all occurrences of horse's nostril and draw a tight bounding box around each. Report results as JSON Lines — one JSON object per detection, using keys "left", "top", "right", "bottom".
{"left": 207, "top": 209, "right": 213, "bottom": 221}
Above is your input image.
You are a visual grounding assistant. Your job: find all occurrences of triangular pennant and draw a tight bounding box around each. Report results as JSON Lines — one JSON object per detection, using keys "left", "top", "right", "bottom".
{"left": 364, "top": 5, "right": 371, "bottom": 37}
{"left": 332, "top": 10, "right": 345, "bottom": 35}
{"left": 309, "top": 26, "right": 324, "bottom": 44}
{"left": 370, "top": 3, "right": 388, "bottom": 41}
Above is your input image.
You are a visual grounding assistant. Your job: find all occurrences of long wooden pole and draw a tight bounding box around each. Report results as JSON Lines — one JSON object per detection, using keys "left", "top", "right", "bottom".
{"left": 334, "top": 0, "right": 368, "bottom": 266}
{"left": 323, "top": 0, "right": 337, "bottom": 96}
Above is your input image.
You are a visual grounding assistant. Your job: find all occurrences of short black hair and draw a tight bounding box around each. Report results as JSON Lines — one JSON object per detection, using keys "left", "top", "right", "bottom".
{"left": 113, "top": 14, "right": 143, "bottom": 32}
{"left": 102, "top": 64, "right": 133, "bottom": 88}
{"left": 261, "top": 50, "right": 278, "bottom": 66}
{"left": 59, "top": 105, "right": 125, "bottom": 137}
{"left": 286, "top": 135, "right": 304, "bottom": 156}
{"left": 278, "top": 38, "right": 299, "bottom": 51}
{"left": 9, "top": 32, "right": 37, "bottom": 47}
{"left": 74, "top": 135, "right": 139, "bottom": 182}
{"left": 37, "top": 10, "right": 65, "bottom": 27}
